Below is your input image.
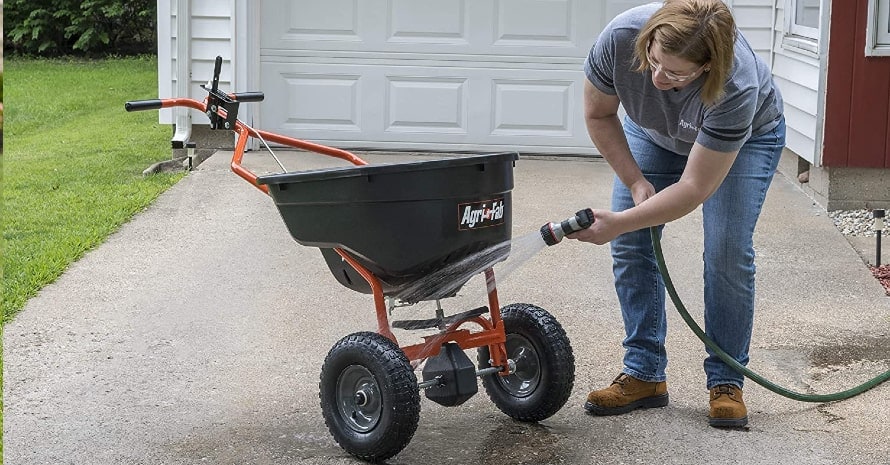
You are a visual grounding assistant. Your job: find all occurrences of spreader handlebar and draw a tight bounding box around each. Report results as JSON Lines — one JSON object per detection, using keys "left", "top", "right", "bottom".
{"left": 124, "top": 55, "right": 366, "bottom": 196}
{"left": 125, "top": 92, "right": 263, "bottom": 113}
{"left": 231, "top": 92, "right": 264, "bottom": 103}
{"left": 125, "top": 99, "right": 164, "bottom": 112}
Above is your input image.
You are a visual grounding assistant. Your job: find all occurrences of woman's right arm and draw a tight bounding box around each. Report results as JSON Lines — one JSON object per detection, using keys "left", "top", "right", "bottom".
{"left": 583, "top": 80, "right": 653, "bottom": 205}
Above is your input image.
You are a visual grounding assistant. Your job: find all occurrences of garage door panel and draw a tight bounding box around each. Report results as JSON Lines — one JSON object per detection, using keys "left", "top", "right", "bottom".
{"left": 260, "top": 0, "right": 605, "bottom": 153}
{"left": 492, "top": 79, "right": 573, "bottom": 136}
{"left": 388, "top": 0, "right": 469, "bottom": 45}
{"left": 386, "top": 77, "right": 468, "bottom": 134}
{"left": 604, "top": 0, "right": 652, "bottom": 19}
{"left": 262, "top": 0, "right": 592, "bottom": 57}
{"left": 261, "top": 61, "right": 586, "bottom": 148}
{"left": 495, "top": 0, "right": 573, "bottom": 47}
{"left": 262, "top": 68, "right": 362, "bottom": 132}
{"left": 272, "top": 0, "right": 362, "bottom": 43}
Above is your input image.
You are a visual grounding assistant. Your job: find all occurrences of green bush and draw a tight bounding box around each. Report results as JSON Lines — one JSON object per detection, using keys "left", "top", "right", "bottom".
{"left": 5, "top": 0, "right": 156, "bottom": 56}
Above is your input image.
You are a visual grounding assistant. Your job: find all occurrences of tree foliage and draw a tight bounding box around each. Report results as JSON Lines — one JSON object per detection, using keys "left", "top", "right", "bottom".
{"left": 5, "top": 0, "right": 157, "bottom": 56}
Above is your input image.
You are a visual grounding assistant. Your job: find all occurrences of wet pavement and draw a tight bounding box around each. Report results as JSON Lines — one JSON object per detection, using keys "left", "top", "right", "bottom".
{"left": 4, "top": 150, "right": 890, "bottom": 464}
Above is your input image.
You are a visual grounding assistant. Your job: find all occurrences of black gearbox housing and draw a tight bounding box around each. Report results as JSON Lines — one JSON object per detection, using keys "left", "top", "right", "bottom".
{"left": 422, "top": 343, "right": 478, "bottom": 406}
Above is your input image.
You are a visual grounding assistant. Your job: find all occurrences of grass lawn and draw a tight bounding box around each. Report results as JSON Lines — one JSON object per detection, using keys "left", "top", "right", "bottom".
{"left": 2, "top": 56, "right": 184, "bottom": 324}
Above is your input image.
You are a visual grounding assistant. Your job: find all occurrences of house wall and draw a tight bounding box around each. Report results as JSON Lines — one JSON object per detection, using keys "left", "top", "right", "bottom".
{"left": 155, "top": 0, "right": 890, "bottom": 209}
{"left": 160, "top": 0, "right": 793, "bottom": 154}
{"left": 159, "top": 1, "right": 818, "bottom": 156}
{"left": 778, "top": 0, "right": 890, "bottom": 210}
{"left": 157, "top": 0, "right": 238, "bottom": 125}
{"left": 729, "top": 0, "right": 775, "bottom": 62}
{"left": 822, "top": 0, "right": 890, "bottom": 168}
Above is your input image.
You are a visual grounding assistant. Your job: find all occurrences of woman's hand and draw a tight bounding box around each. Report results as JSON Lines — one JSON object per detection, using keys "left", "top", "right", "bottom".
{"left": 630, "top": 179, "right": 656, "bottom": 206}
{"left": 566, "top": 209, "right": 624, "bottom": 245}
{"left": 567, "top": 179, "right": 654, "bottom": 245}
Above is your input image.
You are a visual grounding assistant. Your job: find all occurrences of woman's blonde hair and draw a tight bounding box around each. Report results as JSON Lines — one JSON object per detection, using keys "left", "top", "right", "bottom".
{"left": 634, "top": 0, "right": 736, "bottom": 106}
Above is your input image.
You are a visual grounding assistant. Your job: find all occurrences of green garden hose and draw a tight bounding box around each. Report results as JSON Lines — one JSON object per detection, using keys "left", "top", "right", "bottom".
{"left": 650, "top": 227, "right": 890, "bottom": 402}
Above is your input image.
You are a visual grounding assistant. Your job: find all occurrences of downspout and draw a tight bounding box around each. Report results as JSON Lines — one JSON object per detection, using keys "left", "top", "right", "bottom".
{"left": 813, "top": 0, "right": 832, "bottom": 167}
{"left": 172, "top": 0, "right": 192, "bottom": 149}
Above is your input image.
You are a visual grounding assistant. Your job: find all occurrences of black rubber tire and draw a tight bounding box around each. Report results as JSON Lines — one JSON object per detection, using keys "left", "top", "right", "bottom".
{"left": 319, "top": 332, "right": 420, "bottom": 462}
{"left": 477, "top": 303, "right": 575, "bottom": 422}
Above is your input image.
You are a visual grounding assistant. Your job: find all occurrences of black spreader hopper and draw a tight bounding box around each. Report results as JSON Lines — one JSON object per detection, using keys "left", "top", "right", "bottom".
{"left": 256, "top": 152, "right": 518, "bottom": 298}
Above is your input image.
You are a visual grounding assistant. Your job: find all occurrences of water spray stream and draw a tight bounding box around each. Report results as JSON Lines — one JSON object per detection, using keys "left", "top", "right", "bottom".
{"left": 393, "top": 208, "right": 595, "bottom": 306}
{"left": 388, "top": 209, "right": 597, "bottom": 361}
{"left": 387, "top": 230, "right": 551, "bottom": 371}
{"left": 393, "top": 231, "right": 550, "bottom": 305}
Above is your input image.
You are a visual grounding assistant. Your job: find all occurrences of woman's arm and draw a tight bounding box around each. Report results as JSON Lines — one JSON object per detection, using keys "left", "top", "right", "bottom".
{"left": 615, "top": 143, "right": 737, "bottom": 229}
{"left": 583, "top": 80, "right": 653, "bottom": 205}
{"left": 571, "top": 138, "right": 738, "bottom": 245}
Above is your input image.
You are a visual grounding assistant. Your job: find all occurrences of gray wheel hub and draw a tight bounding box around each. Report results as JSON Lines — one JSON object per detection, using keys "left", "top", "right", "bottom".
{"left": 497, "top": 334, "right": 541, "bottom": 397}
{"left": 336, "top": 365, "right": 381, "bottom": 432}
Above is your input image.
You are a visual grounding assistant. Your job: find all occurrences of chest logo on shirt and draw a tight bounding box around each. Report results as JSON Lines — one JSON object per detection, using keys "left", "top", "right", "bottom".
{"left": 679, "top": 119, "right": 699, "bottom": 132}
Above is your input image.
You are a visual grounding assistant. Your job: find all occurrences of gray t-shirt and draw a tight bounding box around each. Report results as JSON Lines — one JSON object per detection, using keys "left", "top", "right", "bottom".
{"left": 584, "top": 2, "right": 783, "bottom": 155}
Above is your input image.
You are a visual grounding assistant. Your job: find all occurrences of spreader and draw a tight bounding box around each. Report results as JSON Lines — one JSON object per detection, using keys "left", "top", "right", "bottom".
{"left": 126, "top": 56, "right": 575, "bottom": 463}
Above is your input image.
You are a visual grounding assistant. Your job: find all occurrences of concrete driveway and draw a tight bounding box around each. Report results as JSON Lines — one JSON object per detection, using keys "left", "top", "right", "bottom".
{"left": 4, "top": 150, "right": 890, "bottom": 464}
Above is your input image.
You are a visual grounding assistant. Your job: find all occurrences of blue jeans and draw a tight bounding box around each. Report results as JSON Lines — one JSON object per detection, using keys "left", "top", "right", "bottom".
{"left": 611, "top": 116, "right": 785, "bottom": 389}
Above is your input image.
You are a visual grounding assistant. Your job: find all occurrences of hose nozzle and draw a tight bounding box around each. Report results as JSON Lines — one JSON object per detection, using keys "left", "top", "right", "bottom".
{"left": 540, "top": 208, "right": 595, "bottom": 246}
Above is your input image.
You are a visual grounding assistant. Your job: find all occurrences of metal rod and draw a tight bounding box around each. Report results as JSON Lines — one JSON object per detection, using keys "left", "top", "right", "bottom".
{"left": 418, "top": 377, "right": 442, "bottom": 390}
{"left": 435, "top": 300, "right": 446, "bottom": 331}
{"left": 875, "top": 209, "right": 885, "bottom": 265}
{"left": 475, "top": 366, "right": 504, "bottom": 377}
{"left": 477, "top": 359, "right": 515, "bottom": 378}
{"left": 418, "top": 362, "right": 513, "bottom": 390}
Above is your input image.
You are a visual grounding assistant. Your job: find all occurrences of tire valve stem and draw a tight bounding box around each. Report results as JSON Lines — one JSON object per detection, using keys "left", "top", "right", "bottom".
{"left": 540, "top": 208, "right": 595, "bottom": 246}
{"left": 875, "top": 209, "right": 885, "bottom": 266}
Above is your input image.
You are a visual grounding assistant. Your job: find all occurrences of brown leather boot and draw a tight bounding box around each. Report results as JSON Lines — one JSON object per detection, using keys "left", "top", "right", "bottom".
{"left": 584, "top": 373, "right": 669, "bottom": 415}
{"left": 709, "top": 384, "right": 748, "bottom": 428}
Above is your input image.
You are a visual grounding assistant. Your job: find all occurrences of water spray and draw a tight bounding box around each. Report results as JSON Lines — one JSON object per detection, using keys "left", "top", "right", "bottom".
{"left": 540, "top": 208, "right": 595, "bottom": 246}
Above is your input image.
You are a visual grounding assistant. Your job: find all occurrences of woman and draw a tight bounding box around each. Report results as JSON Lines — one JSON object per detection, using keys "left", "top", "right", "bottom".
{"left": 570, "top": 0, "right": 785, "bottom": 428}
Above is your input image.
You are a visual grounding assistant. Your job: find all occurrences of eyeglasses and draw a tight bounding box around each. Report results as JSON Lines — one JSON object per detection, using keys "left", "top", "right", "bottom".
{"left": 648, "top": 59, "right": 705, "bottom": 82}
{"left": 647, "top": 42, "right": 707, "bottom": 82}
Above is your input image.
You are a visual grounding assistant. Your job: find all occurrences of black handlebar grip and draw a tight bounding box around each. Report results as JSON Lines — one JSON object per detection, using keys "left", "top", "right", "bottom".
{"left": 231, "top": 92, "right": 264, "bottom": 102}
{"left": 125, "top": 100, "right": 163, "bottom": 112}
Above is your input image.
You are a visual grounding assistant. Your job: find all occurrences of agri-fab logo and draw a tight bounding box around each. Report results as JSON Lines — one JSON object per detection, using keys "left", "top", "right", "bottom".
{"left": 458, "top": 198, "right": 505, "bottom": 230}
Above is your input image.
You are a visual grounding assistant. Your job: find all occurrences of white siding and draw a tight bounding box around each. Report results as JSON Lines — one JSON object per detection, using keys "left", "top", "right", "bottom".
{"left": 770, "top": 0, "right": 823, "bottom": 164}
{"left": 158, "top": 0, "right": 238, "bottom": 124}
{"left": 730, "top": 0, "right": 776, "bottom": 62}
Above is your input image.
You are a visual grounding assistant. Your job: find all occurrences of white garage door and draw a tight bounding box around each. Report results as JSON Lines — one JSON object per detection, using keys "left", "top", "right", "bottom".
{"left": 259, "top": 0, "right": 647, "bottom": 155}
